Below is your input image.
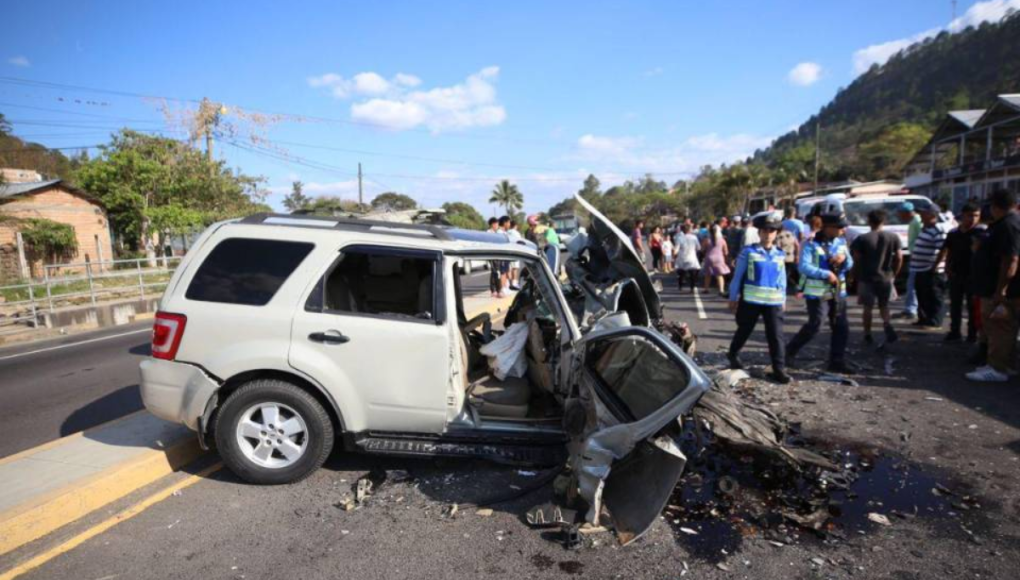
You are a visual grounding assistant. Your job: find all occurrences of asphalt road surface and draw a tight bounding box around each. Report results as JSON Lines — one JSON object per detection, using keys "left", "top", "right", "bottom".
{"left": 0, "top": 323, "right": 152, "bottom": 458}
{"left": 14, "top": 271, "right": 1020, "bottom": 579}
{"left": 0, "top": 269, "right": 494, "bottom": 459}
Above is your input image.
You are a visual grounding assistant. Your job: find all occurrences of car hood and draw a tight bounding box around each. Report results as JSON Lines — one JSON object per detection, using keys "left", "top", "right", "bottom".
{"left": 568, "top": 194, "right": 662, "bottom": 322}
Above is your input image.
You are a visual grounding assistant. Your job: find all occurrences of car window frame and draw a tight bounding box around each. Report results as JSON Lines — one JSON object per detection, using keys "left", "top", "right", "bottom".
{"left": 580, "top": 327, "right": 694, "bottom": 424}
{"left": 303, "top": 243, "right": 446, "bottom": 326}
{"left": 446, "top": 250, "right": 579, "bottom": 343}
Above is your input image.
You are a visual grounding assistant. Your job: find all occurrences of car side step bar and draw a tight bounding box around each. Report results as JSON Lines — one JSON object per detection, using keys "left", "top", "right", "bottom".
{"left": 349, "top": 432, "right": 567, "bottom": 467}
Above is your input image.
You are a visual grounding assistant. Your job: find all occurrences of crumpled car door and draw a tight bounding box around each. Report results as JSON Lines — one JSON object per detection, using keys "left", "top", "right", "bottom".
{"left": 568, "top": 325, "right": 711, "bottom": 545}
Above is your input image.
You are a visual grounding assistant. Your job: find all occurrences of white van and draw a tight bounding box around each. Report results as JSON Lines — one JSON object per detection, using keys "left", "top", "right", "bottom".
{"left": 816, "top": 194, "right": 948, "bottom": 254}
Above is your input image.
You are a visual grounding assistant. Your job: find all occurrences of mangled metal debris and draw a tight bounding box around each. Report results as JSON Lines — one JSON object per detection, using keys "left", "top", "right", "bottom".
{"left": 691, "top": 377, "right": 837, "bottom": 472}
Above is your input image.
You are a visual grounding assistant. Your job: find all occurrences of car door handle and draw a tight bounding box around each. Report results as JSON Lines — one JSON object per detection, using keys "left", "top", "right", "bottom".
{"left": 308, "top": 330, "right": 350, "bottom": 345}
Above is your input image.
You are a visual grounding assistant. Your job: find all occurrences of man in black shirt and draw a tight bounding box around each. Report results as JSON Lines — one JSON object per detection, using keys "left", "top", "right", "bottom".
{"left": 940, "top": 203, "right": 982, "bottom": 342}
{"left": 966, "top": 190, "right": 1020, "bottom": 382}
{"left": 851, "top": 209, "right": 903, "bottom": 344}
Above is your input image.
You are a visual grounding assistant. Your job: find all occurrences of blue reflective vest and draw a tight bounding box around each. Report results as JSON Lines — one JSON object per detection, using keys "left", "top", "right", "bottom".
{"left": 799, "top": 235, "right": 852, "bottom": 299}
{"left": 729, "top": 244, "right": 787, "bottom": 306}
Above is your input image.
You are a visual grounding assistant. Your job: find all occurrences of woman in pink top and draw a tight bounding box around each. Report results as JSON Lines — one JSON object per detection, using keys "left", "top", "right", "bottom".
{"left": 702, "top": 223, "right": 730, "bottom": 295}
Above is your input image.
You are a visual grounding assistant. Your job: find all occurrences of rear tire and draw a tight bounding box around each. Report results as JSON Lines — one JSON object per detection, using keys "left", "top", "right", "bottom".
{"left": 214, "top": 379, "right": 334, "bottom": 484}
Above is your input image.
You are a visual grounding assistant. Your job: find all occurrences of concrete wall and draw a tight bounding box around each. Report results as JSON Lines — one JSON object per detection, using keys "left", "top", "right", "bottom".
{"left": 0, "top": 186, "right": 114, "bottom": 278}
{"left": 38, "top": 296, "right": 160, "bottom": 330}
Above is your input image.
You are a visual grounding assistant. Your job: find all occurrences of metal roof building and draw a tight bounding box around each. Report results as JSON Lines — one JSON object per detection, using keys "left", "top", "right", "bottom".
{"left": 903, "top": 94, "right": 1020, "bottom": 212}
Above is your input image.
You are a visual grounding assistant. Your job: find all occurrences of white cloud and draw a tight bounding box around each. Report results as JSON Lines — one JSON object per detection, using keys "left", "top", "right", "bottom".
{"left": 787, "top": 62, "right": 823, "bottom": 86}
{"left": 643, "top": 66, "right": 664, "bottom": 77}
{"left": 577, "top": 134, "right": 641, "bottom": 155}
{"left": 350, "top": 100, "right": 427, "bottom": 131}
{"left": 349, "top": 66, "right": 506, "bottom": 132}
{"left": 352, "top": 72, "right": 390, "bottom": 95}
{"left": 574, "top": 132, "right": 775, "bottom": 174}
{"left": 853, "top": 0, "right": 1020, "bottom": 74}
{"left": 307, "top": 71, "right": 399, "bottom": 98}
{"left": 7, "top": 55, "right": 30, "bottom": 67}
{"left": 949, "top": 0, "right": 1020, "bottom": 30}
{"left": 393, "top": 73, "right": 421, "bottom": 87}
{"left": 852, "top": 28, "right": 938, "bottom": 74}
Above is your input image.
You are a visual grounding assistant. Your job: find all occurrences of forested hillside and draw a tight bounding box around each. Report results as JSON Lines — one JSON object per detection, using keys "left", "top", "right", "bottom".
{"left": 754, "top": 11, "right": 1020, "bottom": 181}
{"left": 0, "top": 113, "right": 76, "bottom": 181}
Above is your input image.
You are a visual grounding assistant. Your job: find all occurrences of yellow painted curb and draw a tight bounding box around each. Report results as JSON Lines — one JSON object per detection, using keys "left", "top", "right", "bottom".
{"left": 0, "top": 435, "right": 203, "bottom": 556}
{"left": 0, "top": 463, "right": 222, "bottom": 580}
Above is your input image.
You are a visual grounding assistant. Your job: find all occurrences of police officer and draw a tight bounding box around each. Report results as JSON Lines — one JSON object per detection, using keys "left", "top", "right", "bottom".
{"left": 727, "top": 211, "right": 792, "bottom": 384}
{"left": 786, "top": 213, "right": 854, "bottom": 373}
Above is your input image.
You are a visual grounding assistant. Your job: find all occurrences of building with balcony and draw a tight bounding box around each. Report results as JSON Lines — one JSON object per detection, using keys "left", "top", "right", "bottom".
{"left": 903, "top": 94, "right": 1020, "bottom": 213}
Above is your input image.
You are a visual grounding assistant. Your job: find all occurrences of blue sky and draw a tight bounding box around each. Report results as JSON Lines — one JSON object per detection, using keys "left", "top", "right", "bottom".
{"left": 2, "top": 0, "right": 1016, "bottom": 215}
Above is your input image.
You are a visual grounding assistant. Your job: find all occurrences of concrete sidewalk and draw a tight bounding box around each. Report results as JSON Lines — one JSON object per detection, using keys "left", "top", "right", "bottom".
{"left": 0, "top": 412, "right": 199, "bottom": 555}
{"left": 0, "top": 290, "right": 516, "bottom": 560}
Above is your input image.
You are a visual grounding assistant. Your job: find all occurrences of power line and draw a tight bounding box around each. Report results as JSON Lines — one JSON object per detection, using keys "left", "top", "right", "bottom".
{"left": 0, "top": 101, "right": 161, "bottom": 123}
{"left": 1, "top": 77, "right": 708, "bottom": 182}
{"left": 0, "top": 76, "right": 556, "bottom": 145}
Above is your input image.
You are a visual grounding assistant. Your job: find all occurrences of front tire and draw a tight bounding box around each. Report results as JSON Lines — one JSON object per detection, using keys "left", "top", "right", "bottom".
{"left": 214, "top": 379, "right": 334, "bottom": 484}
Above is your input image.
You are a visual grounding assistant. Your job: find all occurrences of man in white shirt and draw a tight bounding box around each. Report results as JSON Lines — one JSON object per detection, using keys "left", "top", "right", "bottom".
{"left": 506, "top": 219, "right": 523, "bottom": 290}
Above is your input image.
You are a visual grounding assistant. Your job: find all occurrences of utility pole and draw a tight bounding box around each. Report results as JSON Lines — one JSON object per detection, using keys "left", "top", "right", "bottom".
{"left": 813, "top": 118, "right": 821, "bottom": 195}
{"left": 952, "top": 0, "right": 957, "bottom": 21}
{"left": 357, "top": 162, "right": 363, "bottom": 207}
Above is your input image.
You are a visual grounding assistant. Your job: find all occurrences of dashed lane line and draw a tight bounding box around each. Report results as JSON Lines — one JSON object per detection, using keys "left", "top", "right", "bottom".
{"left": 693, "top": 288, "right": 708, "bottom": 320}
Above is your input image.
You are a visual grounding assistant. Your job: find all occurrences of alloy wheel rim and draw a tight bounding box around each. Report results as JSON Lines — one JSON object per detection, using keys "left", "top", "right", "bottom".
{"left": 235, "top": 402, "right": 309, "bottom": 469}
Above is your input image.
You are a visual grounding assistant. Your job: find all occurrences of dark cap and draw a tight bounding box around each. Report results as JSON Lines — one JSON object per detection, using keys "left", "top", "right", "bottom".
{"left": 821, "top": 213, "right": 848, "bottom": 228}
{"left": 752, "top": 211, "right": 783, "bottom": 231}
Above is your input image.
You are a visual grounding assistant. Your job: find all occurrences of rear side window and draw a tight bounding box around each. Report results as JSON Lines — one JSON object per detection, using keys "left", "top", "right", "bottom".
{"left": 186, "top": 238, "right": 314, "bottom": 306}
{"left": 308, "top": 248, "right": 440, "bottom": 322}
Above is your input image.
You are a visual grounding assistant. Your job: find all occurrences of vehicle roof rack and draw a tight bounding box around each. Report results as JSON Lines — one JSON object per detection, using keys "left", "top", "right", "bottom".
{"left": 238, "top": 213, "right": 453, "bottom": 241}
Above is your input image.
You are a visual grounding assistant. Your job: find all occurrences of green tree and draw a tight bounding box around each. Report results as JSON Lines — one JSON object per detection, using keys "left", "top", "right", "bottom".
{"left": 635, "top": 173, "right": 667, "bottom": 195}
{"left": 72, "top": 130, "right": 265, "bottom": 255}
{"left": 441, "top": 201, "right": 486, "bottom": 230}
{"left": 305, "top": 196, "right": 368, "bottom": 216}
{"left": 578, "top": 174, "right": 602, "bottom": 200}
{"left": 858, "top": 122, "right": 932, "bottom": 178}
{"left": 489, "top": 179, "right": 523, "bottom": 215}
{"left": 18, "top": 218, "right": 78, "bottom": 264}
{"left": 282, "top": 180, "right": 311, "bottom": 212}
{"left": 370, "top": 192, "right": 418, "bottom": 212}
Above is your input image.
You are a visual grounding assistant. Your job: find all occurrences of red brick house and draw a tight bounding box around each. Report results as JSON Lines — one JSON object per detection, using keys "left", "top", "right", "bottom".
{"left": 0, "top": 170, "right": 114, "bottom": 280}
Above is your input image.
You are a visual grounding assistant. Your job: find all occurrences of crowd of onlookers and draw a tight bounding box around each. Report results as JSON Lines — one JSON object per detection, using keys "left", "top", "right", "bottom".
{"left": 633, "top": 208, "right": 814, "bottom": 297}
{"left": 630, "top": 188, "right": 1020, "bottom": 383}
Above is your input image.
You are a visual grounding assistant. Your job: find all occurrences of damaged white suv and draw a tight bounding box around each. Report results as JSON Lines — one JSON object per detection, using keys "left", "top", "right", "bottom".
{"left": 141, "top": 195, "right": 710, "bottom": 543}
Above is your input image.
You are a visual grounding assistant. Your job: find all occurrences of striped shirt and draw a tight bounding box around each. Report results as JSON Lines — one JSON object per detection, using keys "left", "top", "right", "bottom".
{"left": 910, "top": 223, "right": 949, "bottom": 274}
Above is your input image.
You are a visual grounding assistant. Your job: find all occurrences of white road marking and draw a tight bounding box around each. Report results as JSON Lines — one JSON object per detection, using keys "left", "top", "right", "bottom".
{"left": 0, "top": 328, "right": 151, "bottom": 362}
{"left": 693, "top": 288, "right": 708, "bottom": 319}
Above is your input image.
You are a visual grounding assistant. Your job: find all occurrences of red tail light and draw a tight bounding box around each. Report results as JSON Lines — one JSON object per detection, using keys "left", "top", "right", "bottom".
{"left": 152, "top": 312, "right": 187, "bottom": 361}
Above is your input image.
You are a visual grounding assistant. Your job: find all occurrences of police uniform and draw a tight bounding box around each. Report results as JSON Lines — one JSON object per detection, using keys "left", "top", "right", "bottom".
{"left": 727, "top": 212, "right": 790, "bottom": 383}
{"left": 786, "top": 213, "right": 854, "bottom": 372}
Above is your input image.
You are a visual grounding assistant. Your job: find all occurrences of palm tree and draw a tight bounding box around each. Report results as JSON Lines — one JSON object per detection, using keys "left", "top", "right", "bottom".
{"left": 489, "top": 180, "right": 524, "bottom": 216}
